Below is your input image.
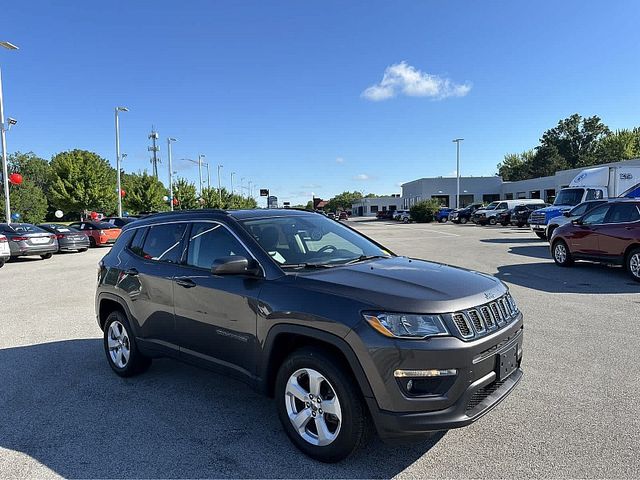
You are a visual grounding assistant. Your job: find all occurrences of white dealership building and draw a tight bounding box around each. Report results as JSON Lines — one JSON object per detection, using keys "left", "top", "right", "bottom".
{"left": 351, "top": 158, "right": 640, "bottom": 217}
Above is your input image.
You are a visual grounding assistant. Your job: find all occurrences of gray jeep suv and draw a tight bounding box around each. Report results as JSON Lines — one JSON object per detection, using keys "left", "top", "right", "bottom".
{"left": 95, "top": 209, "right": 524, "bottom": 462}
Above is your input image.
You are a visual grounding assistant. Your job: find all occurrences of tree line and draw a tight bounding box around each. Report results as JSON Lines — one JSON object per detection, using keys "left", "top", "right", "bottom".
{"left": 497, "top": 114, "right": 640, "bottom": 181}
{"left": 0, "top": 149, "right": 257, "bottom": 224}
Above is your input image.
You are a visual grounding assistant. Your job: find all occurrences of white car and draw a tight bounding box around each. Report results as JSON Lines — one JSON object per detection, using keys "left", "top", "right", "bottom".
{"left": 0, "top": 234, "right": 10, "bottom": 267}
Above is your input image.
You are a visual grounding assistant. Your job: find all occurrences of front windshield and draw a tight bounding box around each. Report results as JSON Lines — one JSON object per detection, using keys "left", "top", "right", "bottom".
{"left": 483, "top": 202, "right": 500, "bottom": 210}
{"left": 554, "top": 188, "right": 584, "bottom": 206}
{"left": 241, "top": 214, "right": 392, "bottom": 267}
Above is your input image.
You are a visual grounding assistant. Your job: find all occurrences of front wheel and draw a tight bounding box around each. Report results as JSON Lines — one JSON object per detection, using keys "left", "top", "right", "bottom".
{"left": 439, "top": 217, "right": 447, "bottom": 223}
{"left": 501, "top": 221, "right": 509, "bottom": 227}
{"left": 460, "top": 217, "right": 468, "bottom": 224}
{"left": 275, "top": 348, "right": 369, "bottom": 463}
{"left": 552, "top": 240, "right": 574, "bottom": 267}
{"left": 535, "top": 231, "right": 547, "bottom": 240}
{"left": 78, "top": 248, "right": 88, "bottom": 253}
{"left": 40, "top": 253, "right": 53, "bottom": 260}
{"left": 0, "top": 258, "right": 5, "bottom": 268}
{"left": 626, "top": 248, "right": 640, "bottom": 282}
{"left": 103, "top": 310, "right": 151, "bottom": 377}
{"left": 488, "top": 217, "right": 497, "bottom": 225}
{"left": 89, "top": 237, "right": 96, "bottom": 248}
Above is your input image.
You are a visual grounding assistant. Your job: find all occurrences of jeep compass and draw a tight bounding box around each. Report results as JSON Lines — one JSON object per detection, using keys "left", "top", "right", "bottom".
{"left": 96, "top": 209, "right": 524, "bottom": 462}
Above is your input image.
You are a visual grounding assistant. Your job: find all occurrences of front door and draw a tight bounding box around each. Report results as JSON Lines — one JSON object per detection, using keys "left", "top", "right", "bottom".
{"left": 173, "top": 221, "right": 263, "bottom": 377}
{"left": 569, "top": 204, "right": 612, "bottom": 255}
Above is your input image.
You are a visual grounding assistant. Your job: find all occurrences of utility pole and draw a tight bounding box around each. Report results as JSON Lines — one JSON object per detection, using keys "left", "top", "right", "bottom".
{"left": 167, "top": 137, "right": 177, "bottom": 211}
{"left": 148, "top": 127, "right": 160, "bottom": 179}
{"left": 205, "top": 162, "right": 211, "bottom": 189}
{"left": 198, "top": 154, "right": 206, "bottom": 193}
{"left": 240, "top": 177, "right": 245, "bottom": 198}
{"left": 230, "top": 172, "right": 235, "bottom": 195}
{"left": 452, "top": 138, "right": 464, "bottom": 209}
{"left": 115, "top": 106, "right": 129, "bottom": 218}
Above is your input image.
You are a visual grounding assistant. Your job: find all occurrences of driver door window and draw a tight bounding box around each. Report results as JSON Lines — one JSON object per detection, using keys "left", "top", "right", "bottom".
{"left": 581, "top": 205, "right": 610, "bottom": 225}
{"left": 186, "top": 222, "right": 250, "bottom": 270}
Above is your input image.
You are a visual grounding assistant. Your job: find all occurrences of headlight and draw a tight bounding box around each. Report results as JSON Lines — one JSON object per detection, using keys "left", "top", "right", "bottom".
{"left": 363, "top": 313, "right": 449, "bottom": 339}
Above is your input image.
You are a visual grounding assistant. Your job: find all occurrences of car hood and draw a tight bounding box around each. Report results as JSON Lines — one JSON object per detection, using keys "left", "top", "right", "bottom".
{"left": 292, "top": 256, "right": 506, "bottom": 314}
{"left": 535, "top": 205, "right": 571, "bottom": 213}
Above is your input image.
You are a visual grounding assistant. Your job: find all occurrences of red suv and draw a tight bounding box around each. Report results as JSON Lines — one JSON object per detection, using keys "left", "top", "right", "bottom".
{"left": 550, "top": 199, "right": 640, "bottom": 281}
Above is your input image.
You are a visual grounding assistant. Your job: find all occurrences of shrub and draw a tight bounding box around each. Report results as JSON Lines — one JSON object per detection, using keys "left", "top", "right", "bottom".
{"left": 410, "top": 199, "right": 442, "bottom": 223}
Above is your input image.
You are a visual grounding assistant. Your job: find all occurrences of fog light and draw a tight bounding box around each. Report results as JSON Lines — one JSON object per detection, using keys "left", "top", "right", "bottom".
{"left": 406, "top": 379, "right": 414, "bottom": 391}
{"left": 394, "top": 369, "right": 457, "bottom": 378}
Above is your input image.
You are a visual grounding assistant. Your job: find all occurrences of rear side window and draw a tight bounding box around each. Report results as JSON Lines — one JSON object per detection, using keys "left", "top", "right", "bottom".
{"left": 129, "top": 227, "right": 147, "bottom": 257}
{"left": 140, "top": 223, "right": 187, "bottom": 263}
{"left": 606, "top": 204, "right": 640, "bottom": 224}
{"left": 186, "top": 222, "right": 249, "bottom": 270}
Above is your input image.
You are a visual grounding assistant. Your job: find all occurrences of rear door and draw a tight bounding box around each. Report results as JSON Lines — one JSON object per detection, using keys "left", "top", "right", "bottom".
{"left": 597, "top": 203, "right": 640, "bottom": 260}
{"left": 123, "top": 222, "right": 188, "bottom": 347}
{"left": 173, "top": 221, "right": 263, "bottom": 377}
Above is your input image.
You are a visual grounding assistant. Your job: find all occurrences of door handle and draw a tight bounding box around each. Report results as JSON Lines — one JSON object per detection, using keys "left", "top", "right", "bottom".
{"left": 175, "top": 277, "right": 197, "bottom": 288}
{"left": 124, "top": 268, "right": 139, "bottom": 276}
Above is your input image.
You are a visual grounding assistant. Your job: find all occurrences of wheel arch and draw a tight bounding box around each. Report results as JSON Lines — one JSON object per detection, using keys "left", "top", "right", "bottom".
{"left": 260, "top": 324, "right": 374, "bottom": 401}
{"left": 623, "top": 243, "right": 640, "bottom": 263}
{"left": 97, "top": 293, "right": 135, "bottom": 332}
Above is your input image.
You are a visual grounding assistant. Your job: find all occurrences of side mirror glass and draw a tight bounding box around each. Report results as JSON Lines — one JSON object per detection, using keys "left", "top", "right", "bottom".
{"left": 563, "top": 211, "right": 571, "bottom": 217}
{"left": 211, "top": 256, "right": 260, "bottom": 276}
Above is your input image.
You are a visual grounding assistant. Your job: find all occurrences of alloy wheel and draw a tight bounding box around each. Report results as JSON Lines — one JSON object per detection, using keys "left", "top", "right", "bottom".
{"left": 630, "top": 253, "right": 640, "bottom": 279}
{"left": 284, "top": 368, "right": 342, "bottom": 447}
{"left": 107, "top": 320, "right": 131, "bottom": 368}
{"left": 554, "top": 243, "right": 567, "bottom": 264}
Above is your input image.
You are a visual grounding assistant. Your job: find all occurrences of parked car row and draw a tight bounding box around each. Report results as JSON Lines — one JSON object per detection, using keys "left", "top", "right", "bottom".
{"left": 0, "top": 218, "right": 130, "bottom": 267}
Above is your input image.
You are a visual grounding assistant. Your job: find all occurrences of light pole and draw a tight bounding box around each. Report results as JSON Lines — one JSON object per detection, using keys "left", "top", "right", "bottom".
{"left": 197, "top": 154, "right": 206, "bottom": 194}
{"left": 115, "top": 106, "right": 128, "bottom": 217}
{"left": 240, "top": 177, "right": 245, "bottom": 198}
{"left": 167, "top": 137, "right": 177, "bottom": 211}
{"left": 217, "top": 164, "right": 223, "bottom": 202}
{"left": 0, "top": 41, "right": 18, "bottom": 224}
{"left": 248, "top": 180, "right": 253, "bottom": 199}
{"left": 230, "top": 172, "right": 235, "bottom": 195}
{"left": 452, "top": 138, "right": 464, "bottom": 208}
{"left": 205, "top": 162, "right": 211, "bottom": 189}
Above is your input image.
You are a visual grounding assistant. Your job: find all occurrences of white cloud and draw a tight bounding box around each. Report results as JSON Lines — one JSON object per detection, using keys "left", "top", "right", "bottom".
{"left": 362, "top": 61, "right": 471, "bottom": 101}
{"left": 353, "top": 173, "right": 373, "bottom": 181}
{"left": 335, "top": 157, "right": 345, "bottom": 164}
{"left": 301, "top": 183, "right": 322, "bottom": 189}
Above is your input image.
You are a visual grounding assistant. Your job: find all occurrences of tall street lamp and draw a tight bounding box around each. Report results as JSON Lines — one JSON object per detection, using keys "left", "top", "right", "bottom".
{"left": 217, "top": 164, "right": 223, "bottom": 202}
{"left": 240, "top": 177, "right": 245, "bottom": 198}
{"left": 0, "top": 40, "right": 19, "bottom": 224}
{"left": 115, "top": 106, "right": 128, "bottom": 217}
{"left": 197, "top": 154, "right": 206, "bottom": 194}
{"left": 167, "top": 137, "right": 177, "bottom": 211}
{"left": 230, "top": 172, "right": 236, "bottom": 195}
{"left": 452, "top": 138, "right": 464, "bottom": 208}
{"left": 248, "top": 180, "right": 253, "bottom": 199}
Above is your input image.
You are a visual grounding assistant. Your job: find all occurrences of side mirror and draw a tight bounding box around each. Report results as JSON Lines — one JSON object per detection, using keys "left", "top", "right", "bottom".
{"left": 563, "top": 211, "right": 571, "bottom": 217}
{"left": 211, "top": 256, "right": 261, "bottom": 276}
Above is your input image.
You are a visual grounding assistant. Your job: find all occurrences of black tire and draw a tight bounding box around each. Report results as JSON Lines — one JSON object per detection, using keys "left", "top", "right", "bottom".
{"left": 89, "top": 237, "right": 96, "bottom": 248}
{"left": 103, "top": 310, "right": 151, "bottom": 377}
{"left": 460, "top": 217, "right": 468, "bottom": 224}
{"left": 501, "top": 221, "right": 509, "bottom": 227}
{"left": 488, "top": 217, "right": 497, "bottom": 225}
{"left": 402, "top": 217, "right": 409, "bottom": 224}
{"left": 547, "top": 226, "right": 557, "bottom": 240}
{"left": 78, "top": 248, "right": 88, "bottom": 253}
{"left": 626, "top": 247, "right": 640, "bottom": 282}
{"left": 40, "top": 253, "right": 53, "bottom": 260}
{"left": 0, "top": 258, "right": 4, "bottom": 268}
{"left": 275, "top": 347, "right": 369, "bottom": 463}
{"left": 439, "top": 217, "right": 447, "bottom": 223}
{"left": 552, "top": 239, "right": 574, "bottom": 267}
{"left": 534, "top": 231, "right": 547, "bottom": 240}
{"left": 517, "top": 223, "right": 525, "bottom": 228}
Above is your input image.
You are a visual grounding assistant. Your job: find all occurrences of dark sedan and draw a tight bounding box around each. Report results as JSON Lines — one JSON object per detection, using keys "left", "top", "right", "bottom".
{"left": 38, "top": 224, "right": 90, "bottom": 252}
{"left": 0, "top": 223, "right": 59, "bottom": 259}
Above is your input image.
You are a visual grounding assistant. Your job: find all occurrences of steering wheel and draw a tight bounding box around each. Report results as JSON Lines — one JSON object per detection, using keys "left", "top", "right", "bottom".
{"left": 317, "top": 245, "right": 338, "bottom": 255}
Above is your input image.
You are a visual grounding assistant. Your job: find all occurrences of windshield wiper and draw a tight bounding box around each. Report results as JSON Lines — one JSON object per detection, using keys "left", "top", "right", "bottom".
{"left": 342, "top": 255, "right": 391, "bottom": 265}
{"left": 280, "top": 262, "right": 335, "bottom": 269}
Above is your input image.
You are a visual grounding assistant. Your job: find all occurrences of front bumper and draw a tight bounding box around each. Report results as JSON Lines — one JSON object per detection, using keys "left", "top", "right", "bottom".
{"left": 530, "top": 223, "right": 545, "bottom": 231}
{"left": 346, "top": 313, "right": 524, "bottom": 439}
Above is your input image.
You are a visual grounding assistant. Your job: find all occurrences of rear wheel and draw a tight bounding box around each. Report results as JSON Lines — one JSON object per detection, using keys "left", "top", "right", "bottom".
{"left": 0, "top": 258, "right": 4, "bottom": 268}
{"left": 488, "top": 217, "right": 497, "bottom": 225}
{"left": 535, "top": 231, "right": 547, "bottom": 240}
{"left": 78, "top": 248, "right": 88, "bottom": 253}
{"left": 40, "top": 253, "right": 53, "bottom": 260}
{"left": 103, "top": 310, "right": 151, "bottom": 377}
{"left": 89, "top": 237, "right": 96, "bottom": 247}
{"left": 402, "top": 217, "right": 409, "bottom": 224}
{"left": 552, "top": 239, "right": 574, "bottom": 267}
{"left": 501, "top": 221, "right": 509, "bottom": 226}
{"left": 460, "top": 217, "right": 468, "bottom": 224}
{"left": 626, "top": 248, "right": 640, "bottom": 282}
{"left": 275, "top": 348, "right": 369, "bottom": 463}
{"left": 439, "top": 217, "right": 447, "bottom": 223}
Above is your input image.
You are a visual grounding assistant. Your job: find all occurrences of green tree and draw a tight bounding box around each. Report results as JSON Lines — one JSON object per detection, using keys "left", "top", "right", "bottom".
{"left": 0, "top": 179, "right": 48, "bottom": 224}
{"left": 49, "top": 150, "right": 117, "bottom": 216}
{"left": 122, "top": 171, "right": 168, "bottom": 214}
{"left": 409, "top": 199, "right": 441, "bottom": 223}
{"left": 304, "top": 201, "right": 313, "bottom": 210}
{"left": 8, "top": 152, "right": 52, "bottom": 195}
{"left": 173, "top": 178, "right": 199, "bottom": 209}
{"left": 539, "top": 114, "right": 610, "bottom": 168}
{"left": 200, "top": 187, "right": 257, "bottom": 209}
{"left": 326, "top": 191, "right": 363, "bottom": 212}
{"left": 497, "top": 151, "right": 534, "bottom": 181}
{"left": 529, "top": 145, "right": 568, "bottom": 178}
{"left": 594, "top": 128, "right": 640, "bottom": 163}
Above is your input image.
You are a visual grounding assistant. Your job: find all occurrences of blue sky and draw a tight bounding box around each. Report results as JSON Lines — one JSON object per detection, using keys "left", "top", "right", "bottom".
{"left": 2, "top": 0, "right": 639, "bottom": 206}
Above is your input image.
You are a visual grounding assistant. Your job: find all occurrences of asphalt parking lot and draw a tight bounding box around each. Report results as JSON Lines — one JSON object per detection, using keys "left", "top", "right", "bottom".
{"left": 1, "top": 221, "right": 638, "bottom": 479}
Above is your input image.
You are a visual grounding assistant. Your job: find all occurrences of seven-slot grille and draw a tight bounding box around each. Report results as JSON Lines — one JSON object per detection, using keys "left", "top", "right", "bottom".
{"left": 529, "top": 211, "right": 546, "bottom": 224}
{"left": 450, "top": 294, "right": 519, "bottom": 340}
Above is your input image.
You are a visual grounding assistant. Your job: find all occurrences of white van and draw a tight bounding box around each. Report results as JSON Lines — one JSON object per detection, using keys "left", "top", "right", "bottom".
{"left": 472, "top": 199, "right": 547, "bottom": 225}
